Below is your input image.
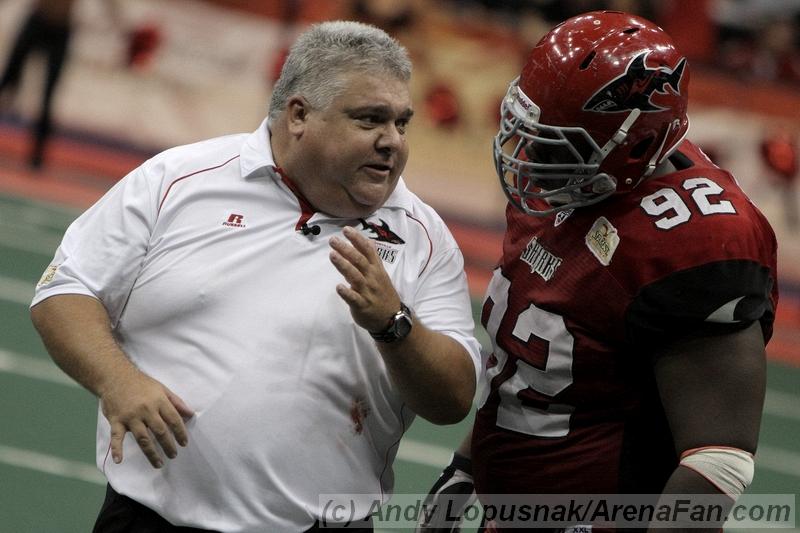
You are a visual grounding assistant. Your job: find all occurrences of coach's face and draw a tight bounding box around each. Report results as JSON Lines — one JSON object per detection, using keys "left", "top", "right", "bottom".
{"left": 290, "top": 71, "right": 412, "bottom": 218}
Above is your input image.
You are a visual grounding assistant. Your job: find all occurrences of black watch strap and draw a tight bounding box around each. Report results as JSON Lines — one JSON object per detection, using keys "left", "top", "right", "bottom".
{"left": 369, "top": 302, "right": 413, "bottom": 343}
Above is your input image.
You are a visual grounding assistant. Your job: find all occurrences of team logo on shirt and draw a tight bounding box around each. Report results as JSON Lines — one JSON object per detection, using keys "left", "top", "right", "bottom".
{"left": 585, "top": 217, "right": 620, "bottom": 266}
{"left": 358, "top": 218, "right": 404, "bottom": 265}
{"left": 583, "top": 52, "right": 686, "bottom": 113}
{"left": 222, "top": 213, "right": 246, "bottom": 228}
{"left": 358, "top": 218, "right": 405, "bottom": 244}
{"left": 520, "top": 237, "right": 562, "bottom": 281}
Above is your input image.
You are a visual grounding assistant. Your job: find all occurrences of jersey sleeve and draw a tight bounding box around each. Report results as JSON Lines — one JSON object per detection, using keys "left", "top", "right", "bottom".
{"left": 412, "top": 226, "right": 483, "bottom": 386}
{"left": 31, "top": 161, "right": 160, "bottom": 325}
{"left": 625, "top": 259, "right": 776, "bottom": 347}
{"left": 623, "top": 197, "right": 777, "bottom": 349}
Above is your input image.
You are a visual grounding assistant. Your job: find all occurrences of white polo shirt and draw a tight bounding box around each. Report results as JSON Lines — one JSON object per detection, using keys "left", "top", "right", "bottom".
{"left": 32, "top": 119, "right": 481, "bottom": 532}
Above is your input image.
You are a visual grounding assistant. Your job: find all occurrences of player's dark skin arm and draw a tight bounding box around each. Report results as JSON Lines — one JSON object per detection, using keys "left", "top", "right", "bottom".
{"left": 649, "top": 321, "right": 767, "bottom": 533}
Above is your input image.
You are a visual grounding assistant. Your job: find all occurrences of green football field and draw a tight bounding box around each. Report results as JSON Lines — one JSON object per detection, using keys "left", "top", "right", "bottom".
{"left": 0, "top": 192, "right": 797, "bottom": 532}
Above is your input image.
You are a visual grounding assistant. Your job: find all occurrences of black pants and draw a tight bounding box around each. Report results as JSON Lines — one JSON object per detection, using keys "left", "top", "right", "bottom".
{"left": 93, "top": 485, "right": 217, "bottom": 533}
{"left": 0, "top": 9, "right": 71, "bottom": 167}
{"left": 93, "top": 485, "right": 374, "bottom": 532}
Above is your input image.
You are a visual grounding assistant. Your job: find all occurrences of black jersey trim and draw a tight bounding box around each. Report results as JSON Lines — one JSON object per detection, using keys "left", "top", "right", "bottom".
{"left": 625, "top": 260, "right": 774, "bottom": 348}
{"left": 668, "top": 149, "right": 694, "bottom": 170}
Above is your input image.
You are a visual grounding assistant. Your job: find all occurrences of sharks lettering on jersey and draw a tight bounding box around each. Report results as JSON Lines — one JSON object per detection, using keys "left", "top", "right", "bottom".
{"left": 520, "top": 237, "right": 562, "bottom": 281}
{"left": 358, "top": 218, "right": 404, "bottom": 265}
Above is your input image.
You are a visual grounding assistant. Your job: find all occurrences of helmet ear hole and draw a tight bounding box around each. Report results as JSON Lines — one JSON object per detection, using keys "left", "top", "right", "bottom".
{"left": 579, "top": 51, "right": 597, "bottom": 70}
{"left": 629, "top": 136, "right": 655, "bottom": 160}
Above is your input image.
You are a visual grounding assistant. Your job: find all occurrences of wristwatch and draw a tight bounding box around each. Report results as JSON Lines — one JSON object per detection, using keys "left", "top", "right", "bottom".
{"left": 369, "top": 303, "right": 413, "bottom": 343}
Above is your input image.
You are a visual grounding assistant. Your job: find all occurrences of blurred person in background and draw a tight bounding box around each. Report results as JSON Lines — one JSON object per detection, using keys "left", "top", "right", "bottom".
{"left": 0, "top": 0, "right": 77, "bottom": 169}
{"left": 761, "top": 127, "right": 799, "bottom": 229}
{"left": 712, "top": 0, "right": 800, "bottom": 84}
{"left": 417, "top": 10, "right": 778, "bottom": 532}
{"left": 30, "top": 20, "right": 480, "bottom": 532}
{"left": 0, "top": 0, "right": 133, "bottom": 170}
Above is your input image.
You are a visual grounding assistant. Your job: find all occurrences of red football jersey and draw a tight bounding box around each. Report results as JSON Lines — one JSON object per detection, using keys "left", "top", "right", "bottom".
{"left": 472, "top": 141, "right": 778, "bottom": 499}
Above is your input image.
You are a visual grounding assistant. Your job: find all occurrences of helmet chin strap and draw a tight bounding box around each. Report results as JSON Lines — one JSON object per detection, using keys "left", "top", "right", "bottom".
{"left": 585, "top": 108, "right": 642, "bottom": 190}
{"left": 596, "top": 108, "right": 642, "bottom": 161}
{"left": 643, "top": 125, "right": 671, "bottom": 179}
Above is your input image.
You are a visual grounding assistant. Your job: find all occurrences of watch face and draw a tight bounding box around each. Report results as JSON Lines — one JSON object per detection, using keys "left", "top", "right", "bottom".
{"left": 394, "top": 315, "right": 412, "bottom": 338}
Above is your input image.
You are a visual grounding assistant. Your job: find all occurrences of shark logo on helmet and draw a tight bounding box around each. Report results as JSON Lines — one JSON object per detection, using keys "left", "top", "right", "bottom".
{"left": 583, "top": 52, "right": 686, "bottom": 113}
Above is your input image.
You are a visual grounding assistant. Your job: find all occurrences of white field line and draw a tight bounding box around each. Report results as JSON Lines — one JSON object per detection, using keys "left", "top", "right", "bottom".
{"left": 0, "top": 444, "right": 104, "bottom": 485}
{"left": 1, "top": 331, "right": 799, "bottom": 430}
{"left": 0, "top": 195, "right": 81, "bottom": 220}
{"left": 0, "top": 274, "right": 34, "bottom": 305}
{"left": 755, "top": 445, "right": 800, "bottom": 479}
{"left": 0, "top": 199, "right": 77, "bottom": 232}
{"left": 0, "top": 348, "right": 78, "bottom": 388}
{"left": 395, "top": 439, "right": 800, "bottom": 479}
{"left": 1, "top": 348, "right": 800, "bottom": 483}
{"left": 0, "top": 225, "right": 60, "bottom": 256}
{"left": 396, "top": 438, "right": 451, "bottom": 468}
{"left": 764, "top": 389, "right": 800, "bottom": 423}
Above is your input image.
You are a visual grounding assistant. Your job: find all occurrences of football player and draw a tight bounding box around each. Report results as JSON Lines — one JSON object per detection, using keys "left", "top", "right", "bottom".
{"left": 417, "top": 10, "right": 778, "bottom": 533}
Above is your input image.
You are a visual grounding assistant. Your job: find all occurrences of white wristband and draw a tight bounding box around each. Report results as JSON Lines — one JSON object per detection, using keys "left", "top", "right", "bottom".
{"left": 679, "top": 446, "right": 754, "bottom": 499}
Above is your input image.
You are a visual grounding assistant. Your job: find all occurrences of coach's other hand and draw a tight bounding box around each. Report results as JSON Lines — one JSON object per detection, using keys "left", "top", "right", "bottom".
{"left": 100, "top": 368, "right": 193, "bottom": 468}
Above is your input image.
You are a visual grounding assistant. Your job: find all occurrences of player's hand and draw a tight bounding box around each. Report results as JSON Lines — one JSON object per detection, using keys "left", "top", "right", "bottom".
{"left": 99, "top": 367, "right": 194, "bottom": 468}
{"left": 416, "top": 453, "right": 477, "bottom": 532}
{"left": 329, "top": 226, "right": 401, "bottom": 332}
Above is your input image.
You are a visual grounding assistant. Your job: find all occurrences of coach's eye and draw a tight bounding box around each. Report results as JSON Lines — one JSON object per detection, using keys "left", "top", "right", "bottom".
{"left": 357, "top": 114, "right": 381, "bottom": 127}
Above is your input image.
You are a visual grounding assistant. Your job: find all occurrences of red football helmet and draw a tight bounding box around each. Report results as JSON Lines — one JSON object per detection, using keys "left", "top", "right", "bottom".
{"left": 494, "top": 11, "right": 690, "bottom": 216}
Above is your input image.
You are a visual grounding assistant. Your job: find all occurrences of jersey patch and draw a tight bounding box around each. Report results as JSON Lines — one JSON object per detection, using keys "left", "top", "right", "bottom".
{"left": 520, "top": 237, "right": 562, "bottom": 281}
{"left": 37, "top": 264, "right": 59, "bottom": 287}
{"left": 585, "top": 216, "right": 620, "bottom": 266}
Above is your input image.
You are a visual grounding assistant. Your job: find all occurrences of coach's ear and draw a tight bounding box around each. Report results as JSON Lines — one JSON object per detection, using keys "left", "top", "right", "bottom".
{"left": 286, "top": 96, "right": 311, "bottom": 137}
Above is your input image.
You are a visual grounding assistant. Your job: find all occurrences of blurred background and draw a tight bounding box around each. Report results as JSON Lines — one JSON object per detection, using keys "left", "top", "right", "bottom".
{"left": 0, "top": 0, "right": 798, "bottom": 531}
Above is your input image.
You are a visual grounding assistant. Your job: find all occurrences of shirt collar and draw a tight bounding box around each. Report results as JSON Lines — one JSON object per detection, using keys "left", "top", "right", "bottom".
{"left": 239, "top": 117, "right": 415, "bottom": 214}
{"left": 382, "top": 177, "right": 414, "bottom": 213}
{"left": 239, "top": 117, "right": 276, "bottom": 180}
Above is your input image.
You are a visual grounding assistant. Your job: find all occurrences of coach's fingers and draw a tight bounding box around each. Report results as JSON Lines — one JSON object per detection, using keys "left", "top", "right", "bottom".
{"left": 330, "top": 235, "right": 371, "bottom": 275}
{"left": 330, "top": 249, "right": 368, "bottom": 290}
{"left": 129, "top": 420, "right": 164, "bottom": 468}
{"left": 342, "top": 226, "right": 379, "bottom": 263}
{"left": 146, "top": 415, "right": 178, "bottom": 460}
{"left": 165, "top": 388, "right": 194, "bottom": 419}
{"left": 336, "top": 283, "right": 367, "bottom": 308}
{"left": 109, "top": 421, "right": 127, "bottom": 464}
{"left": 162, "top": 394, "right": 191, "bottom": 448}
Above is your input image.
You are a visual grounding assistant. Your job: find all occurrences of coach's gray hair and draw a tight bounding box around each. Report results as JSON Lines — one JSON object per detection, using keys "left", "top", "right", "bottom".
{"left": 268, "top": 21, "right": 411, "bottom": 120}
